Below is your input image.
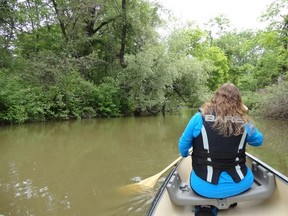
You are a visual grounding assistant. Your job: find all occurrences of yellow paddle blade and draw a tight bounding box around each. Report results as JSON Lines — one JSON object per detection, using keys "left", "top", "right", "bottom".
{"left": 118, "top": 172, "right": 162, "bottom": 195}
{"left": 137, "top": 173, "right": 162, "bottom": 187}
{"left": 117, "top": 182, "right": 154, "bottom": 196}
{"left": 118, "top": 155, "right": 184, "bottom": 195}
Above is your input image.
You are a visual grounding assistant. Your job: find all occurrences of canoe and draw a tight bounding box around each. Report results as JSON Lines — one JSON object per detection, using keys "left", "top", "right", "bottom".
{"left": 146, "top": 153, "right": 288, "bottom": 216}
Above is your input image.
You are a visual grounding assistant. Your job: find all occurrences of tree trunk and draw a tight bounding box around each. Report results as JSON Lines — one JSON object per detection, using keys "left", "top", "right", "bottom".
{"left": 119, "top": 0, "right": 127, "bottom": 67}
{"left": 51, "top": 0, "right": 68, "bottom": 41}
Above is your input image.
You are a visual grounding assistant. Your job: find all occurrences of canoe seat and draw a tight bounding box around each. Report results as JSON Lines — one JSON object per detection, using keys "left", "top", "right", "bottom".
{"left": 167, "top": 162, "right": 276, "bottom": 210}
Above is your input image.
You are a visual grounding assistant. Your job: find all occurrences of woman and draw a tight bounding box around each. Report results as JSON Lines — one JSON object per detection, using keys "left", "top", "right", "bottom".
{"left": 178, "top": 83, "right": 263, "bottom": 216}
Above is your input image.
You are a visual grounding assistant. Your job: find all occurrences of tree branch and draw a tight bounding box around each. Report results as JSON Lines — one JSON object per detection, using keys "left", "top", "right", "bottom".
{"left": 92, "top": 17, "right": 119, "bottom": 35}
{"left": 172, "top": 84, "right": 187, "bottom": 103}
{"left": 50, "top": 0, "right": 68, "bottom": 41}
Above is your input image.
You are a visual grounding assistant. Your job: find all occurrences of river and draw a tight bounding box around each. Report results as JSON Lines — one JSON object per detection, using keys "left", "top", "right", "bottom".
{"left": 0, "top": 110, "right": 287, "bottom": 216}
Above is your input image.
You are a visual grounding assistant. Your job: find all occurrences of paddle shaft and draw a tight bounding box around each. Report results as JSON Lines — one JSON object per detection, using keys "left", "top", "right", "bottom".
{"left": 157, "top": 155, "right": 183, "bottom": 176}
{"left": 138, "top": 155, "right": 184, "bottom": 188}
{"left": 158, "top": 149, "right": 192, "bottom": 176}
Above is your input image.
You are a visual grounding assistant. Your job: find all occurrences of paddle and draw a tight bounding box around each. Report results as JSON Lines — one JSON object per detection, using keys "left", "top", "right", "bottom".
{"left": 118, "top": 155, "right": 184, "bottom": 195}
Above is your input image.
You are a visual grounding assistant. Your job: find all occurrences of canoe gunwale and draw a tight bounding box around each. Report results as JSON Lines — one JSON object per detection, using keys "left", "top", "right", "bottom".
{"left": 145, "top": 162, "right": 179, "bottom": 216}
{"left": 246, "top": 152, "right": 288, "bottom": 183}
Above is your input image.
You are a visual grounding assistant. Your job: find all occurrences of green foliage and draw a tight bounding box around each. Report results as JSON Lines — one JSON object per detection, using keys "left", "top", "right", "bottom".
{"left": 213, "top": 31, "right": 258, "bottom": 87}
{"left": 256, "top": 81, "right": 288, "bottom": 119}
{"left": 94, "top": 78, "right": 122, "bottom": 117}
{"left": 252, "top": 30, "right": 287, "bottom": 88}
{"left": 0, "top": 72, "right": 28, "bottom": 124}
{"left": 254, "top": 51, "right": 280, "bottom": 87}
{"left": 15, "top": 51, "right": 64, "bottom": 87}
{"left": 49, "top": 72, "right": 98, "bottom": 119}
{"left": 0, "top": 0, "right": 287, "bottom": 123}
{"left": 241, "top": 91, "right": 261, "bottom": 112}
{"left": 125, "top": 0, "right": 162, "bottom": 53}
{"left": 68, "top": 53, "right": 111, "bottom": 85}
{"left": 204, "top": 46, "right": 229, "bottom": 91}
{"left": 0, "top": 70, "right": 45, "bottom": 123}
{"left": 205, "top": 14, "right": 233, "bottom": 38}
{"left": 169, "top": 57, "right": 211, "bottom": 107}
{"left": 167, "top": 28, "right": 228, "bottom": 91}
{"left": 167, "top": 28, "right": 208, "bottom": 58}
{"left": 121, "top": 44, "right": 169, "bottom": 113}
{"left": 237, "top": 64, "right": 258, "bottom": 91}
{"left": 15, "top": 25, "right": 64, "bottom": 57}
{"left": 0, "top": 54, "right": 126, "bottom": 124}
{"left": 0, "top": 46, "right": 12, "bottom": 69}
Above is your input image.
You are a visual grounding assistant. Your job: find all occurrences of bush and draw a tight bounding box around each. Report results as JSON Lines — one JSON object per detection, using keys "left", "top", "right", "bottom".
{"left": 41, "top": 71, "right": 100, "bottom": 120}
{"left": 94, "top": 77, "right": 122, "bottom": 117}
{"left": 241, "top": 91, "right": 261, "bottom": 111}
{"left": 256, "top": 81, "right": 288, "bottom": 119}
{"left": 0, "top": 70, "right": 37, "bottom": 124}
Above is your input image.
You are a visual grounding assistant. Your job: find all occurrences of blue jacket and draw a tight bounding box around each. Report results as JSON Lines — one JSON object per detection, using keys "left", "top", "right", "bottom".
{"left": 178, "top": 112, "right": 264, "bottom": 198}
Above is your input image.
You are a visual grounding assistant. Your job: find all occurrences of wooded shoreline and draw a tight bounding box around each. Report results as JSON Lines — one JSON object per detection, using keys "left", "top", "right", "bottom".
{"left": 0, "top": 0, "right": 287, "bottom": 124}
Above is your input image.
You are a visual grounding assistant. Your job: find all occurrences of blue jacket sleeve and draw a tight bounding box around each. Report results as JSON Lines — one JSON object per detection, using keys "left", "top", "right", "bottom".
{"left": 244, "top": 122, "right": 264, "bottom": 146}
{"left": 178, "top": 112, "right": 203, "bottom": 157}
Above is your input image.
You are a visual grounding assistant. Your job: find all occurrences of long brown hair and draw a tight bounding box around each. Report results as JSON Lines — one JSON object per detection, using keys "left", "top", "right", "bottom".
{"left": 201, "top": 83, "right": 248, "bottom": 136}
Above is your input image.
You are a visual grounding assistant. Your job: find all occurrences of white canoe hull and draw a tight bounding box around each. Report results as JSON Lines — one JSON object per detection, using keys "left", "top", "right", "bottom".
{"left": 146, "top": 153, "right": 288, "bottom": 216}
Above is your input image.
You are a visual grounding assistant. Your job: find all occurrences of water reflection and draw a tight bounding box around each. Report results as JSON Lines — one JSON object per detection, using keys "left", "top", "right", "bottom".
{"left": 0, "top": 161, "right": 72, "bottom": 215}
{"left": 0, "top": 112, "right": 287, "bottom": 216}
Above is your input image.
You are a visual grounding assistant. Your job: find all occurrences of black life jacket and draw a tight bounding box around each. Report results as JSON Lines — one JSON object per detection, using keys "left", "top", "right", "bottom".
{"left": 192, "top": 114, "right": 247, "bottom": 185}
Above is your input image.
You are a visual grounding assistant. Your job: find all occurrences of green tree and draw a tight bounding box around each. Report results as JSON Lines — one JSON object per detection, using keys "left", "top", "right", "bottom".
{"left": 204, "top": 46, "right": 229, "bottom": 91}
{"left": 168, "top": 28, "right": 228, "bottom": 91}
{"left": 257, "top": 0, "right": 288, "bottom": 87}
{"left": 205, "top": 14, "right": 233, "bottom": 41}
{"left": 119, "top": 44, "right": 169, "bottom": 114}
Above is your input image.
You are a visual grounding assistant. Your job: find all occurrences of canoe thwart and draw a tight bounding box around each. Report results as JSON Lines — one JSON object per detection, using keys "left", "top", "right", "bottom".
{"left": 167, "top": 162, "right": 276, "bottom": 209}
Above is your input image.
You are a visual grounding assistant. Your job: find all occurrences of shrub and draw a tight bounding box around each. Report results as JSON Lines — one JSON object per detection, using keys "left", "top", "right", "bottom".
{"left": 94, "top": 77, "right": 122, "bottom": 117}
{"left": 241, "top": 91, "right": 261, "bottom": 111}
{"left": 0, "top": 71, "right": 31, "bottom": 123}
{"left": 46, "top": 72, "right": 98, "bottom": 120}
{"left": 256, "top": 81, "right": 288, "bottom": 119}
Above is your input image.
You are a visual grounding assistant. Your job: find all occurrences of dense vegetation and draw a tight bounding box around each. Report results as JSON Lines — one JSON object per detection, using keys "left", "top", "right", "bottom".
{"left": 0, "top": 0, "right": 287, "bottom": 124}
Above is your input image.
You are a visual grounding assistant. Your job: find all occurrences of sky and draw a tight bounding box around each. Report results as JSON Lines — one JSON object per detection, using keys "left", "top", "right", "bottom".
{"left": 153, "top": 0, "right": 275, "bottom": 30}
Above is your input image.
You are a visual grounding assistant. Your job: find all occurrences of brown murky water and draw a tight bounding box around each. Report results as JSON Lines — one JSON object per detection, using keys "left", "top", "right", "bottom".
{"left": 0, "top": 110, "right": 287, "bottom": 216}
